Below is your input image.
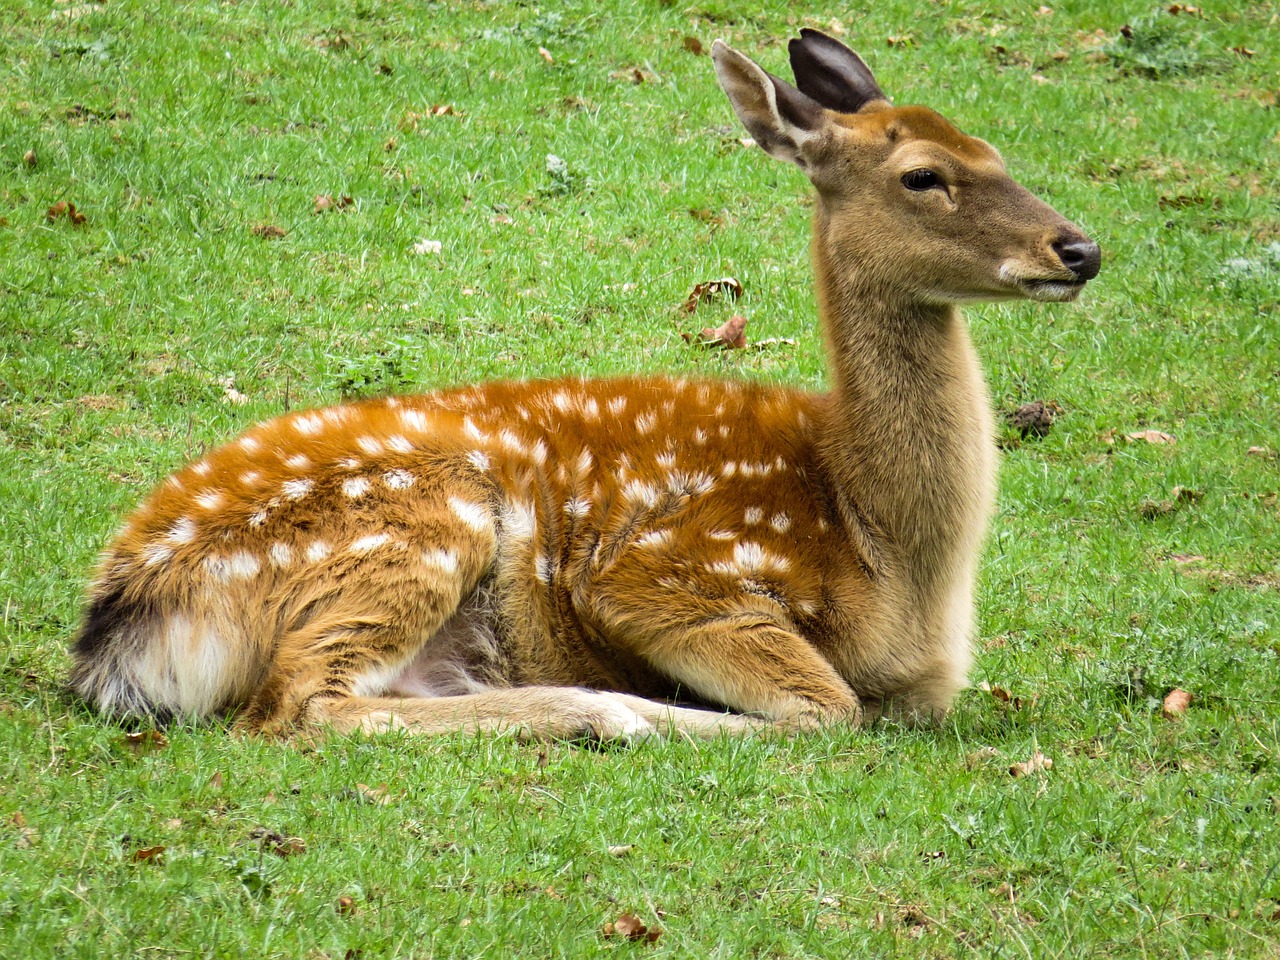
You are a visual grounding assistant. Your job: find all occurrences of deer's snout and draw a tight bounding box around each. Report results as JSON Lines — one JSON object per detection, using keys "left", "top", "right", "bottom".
{"left": 1051, "top": 235, "right": 1101, "bottom": 281}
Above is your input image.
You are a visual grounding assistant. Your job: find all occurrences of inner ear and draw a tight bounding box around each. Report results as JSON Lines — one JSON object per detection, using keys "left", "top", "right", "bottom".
{"left": 788, "top": 28, "right": 888, "bottom": 114}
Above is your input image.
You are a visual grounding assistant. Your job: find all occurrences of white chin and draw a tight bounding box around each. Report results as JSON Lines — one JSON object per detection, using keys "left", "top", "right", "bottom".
{"left": 1018, "top": 280, "right": 1085, "bottom": 302}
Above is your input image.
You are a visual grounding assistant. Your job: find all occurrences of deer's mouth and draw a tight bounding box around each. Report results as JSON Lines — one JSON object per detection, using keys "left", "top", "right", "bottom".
{"left": 1012, "top": 276, "right": 1087, "bottom": 302}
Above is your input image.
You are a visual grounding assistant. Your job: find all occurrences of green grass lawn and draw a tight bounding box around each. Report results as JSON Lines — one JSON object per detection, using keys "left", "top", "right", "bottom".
{"left": 2, "top": 0, "right": 1279, "bottom": 955}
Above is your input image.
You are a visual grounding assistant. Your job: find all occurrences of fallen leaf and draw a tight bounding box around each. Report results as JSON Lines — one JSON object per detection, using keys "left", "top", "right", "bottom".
{"left": 538, "top": 46, "right": 554, "bottom": 64}
{"left": 689, "top": 207, "right": 724, "bottom": 227}
{"left": 353, "top": 782, "right": 395, "bottom": 805}
{"left": 1230, "top": 46, "right": 1255, "bottom": 58}
{"left": 603, "top": 912, "right": 662, "bottom": 944}
{"left": 1126, "top": 429, "right": 1176, "bottom": 445}
{"left": 1247, "top": 446, "right": 1275, "bottom": 459}
{"left": 131, "top": 845, "right": 166, "bottom": 863}
{"left": 682, "top": 36, "right": 705, "bottom": 55}
{"left": 683, "top": 314, "right": 748, "bottom": 350}
{"left": 1009, "top": 750, "right": 1053, "bottom": 777}
{"left": 1162, "top": 688, "right": 1192, "bottom": 719}
{"left": 23, "top": 149, "right": 36, "bottom": 168}
{"left": 252, "top": 223, "right": 287, "bottom": 239}
{"left": 680, "top": 276, "right": 743, "bottom": 313}
{"left": 313, "top": 194, "right": 354, "bottom": 214}
{"left": 430, "top": 103, "right": 458, "bottom": 116}
{"left": 208, "top": 771, "right": 225, "bottom": 790}
{"left": 607, "top": 844, "right": 634, "bottom": 857}
{"left": 965, "top": 746, "right": 1001, "bottom": 768}
{"left": 411, "top": 238, "right": 442, "bottom": 255}
{"left": 336, "top": 896, "right": 358, "bottom": 916}
{"left": 123, "top": 730, "right": 169, "bottom": 753}
{"left": 46, "top": 200, "right": 87, "bottom": 226}
{"left": 1169, "top": 553, "right": 1205, "bottom": 564}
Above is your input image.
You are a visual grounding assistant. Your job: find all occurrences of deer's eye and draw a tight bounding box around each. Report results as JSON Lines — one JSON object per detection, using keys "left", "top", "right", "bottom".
{"left": 901, "top": 169, "right": 942, "bottom": 192}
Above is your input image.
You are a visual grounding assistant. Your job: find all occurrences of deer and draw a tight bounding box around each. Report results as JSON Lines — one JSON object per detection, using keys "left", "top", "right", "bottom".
{"left": 70, "top": 31, "right": 1100, "bottom": 742}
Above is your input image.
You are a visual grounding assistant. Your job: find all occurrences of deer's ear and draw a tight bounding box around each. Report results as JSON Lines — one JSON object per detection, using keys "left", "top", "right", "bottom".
{"left": 788, "top": 29, "right": 888, "bottom": 114}
{"left": 712, "top": 40, "right": 827, "bottom": 168}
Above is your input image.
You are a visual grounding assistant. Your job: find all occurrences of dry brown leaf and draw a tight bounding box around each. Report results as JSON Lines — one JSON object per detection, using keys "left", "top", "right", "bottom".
{"left": 603, "top": 912, "right": 662, "bottom": 944}
{"left": 683, "top": 314, "right": 748, "bottom": 350}
{"left": 1247, "top": 446, "right": 1275, "bottom": 459}
{"left": 46, "top": 200, "right": 87, "bottom": 226}
{"left": 1230, "top": 46, "right": 1255, "bottom": 58}
{"left": 538, "top": 47, "right": 554, "bottom": 64}
{"left": 355, "top": 782, "right": 394, "bottom": 805}
{"left": 965, "top": 746, "right": 1001, "bottom": 768}
{"left": 23, "top": 149, "right": 36, "bottom": 168}
{"left": 1126, "top": 429, "right": 1176, "bottom": 445}
{"left": 123, "top": 730, "right": 168, "bottom": 753}
{"left": 336, "top": 896, "right": 358, "bottom": 916}
{"left": 1006, "top": 400, "right": 1061, "bottom": 438}
{"left": 208, "top": 771, "right": 225, "bottom": 790}
{"left": 1009, "top": 750, "right": 1053, "bottom": 777}
{"left": 252, "top": 223, "right": 287, "bottom": 239}
{"left": 680, "top": 276, "right": 743, "bottom": 313}
{"left": 682, "top": 36, "right": 705, "bottom": 55}
{"left": 607, "top": 844, "right": 635, "bottom": 857}
{"left": 76, "top": 394, "right": 127, "bottom": 411}
{"left": 132, "top": 845, "right": 166, "bottom": 863}
{"left": 314, "top": 194, "right": 354, "bottom": 214}
{"left": 1162, "top": 688, "right": 1192, "bottom": 719}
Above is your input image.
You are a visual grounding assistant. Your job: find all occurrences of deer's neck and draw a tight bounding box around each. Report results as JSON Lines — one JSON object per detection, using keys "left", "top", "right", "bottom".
{"left": 811, "top": 207, "right": 996, "bottom": 592}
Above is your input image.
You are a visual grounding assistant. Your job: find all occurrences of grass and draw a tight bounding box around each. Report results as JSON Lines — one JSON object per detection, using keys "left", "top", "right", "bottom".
{"left": 2, "top": 0, "right": 1279, "bottom": 955}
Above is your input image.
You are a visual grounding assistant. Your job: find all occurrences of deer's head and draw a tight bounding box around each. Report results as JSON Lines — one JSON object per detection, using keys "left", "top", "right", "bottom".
{"left": 713, "top": 30, "right": 1100, "bottom": 305}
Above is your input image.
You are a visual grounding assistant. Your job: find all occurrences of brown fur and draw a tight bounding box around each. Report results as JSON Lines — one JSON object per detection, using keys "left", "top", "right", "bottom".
{"left": 70, "top": 34, "right": 1099, "bottom": 741}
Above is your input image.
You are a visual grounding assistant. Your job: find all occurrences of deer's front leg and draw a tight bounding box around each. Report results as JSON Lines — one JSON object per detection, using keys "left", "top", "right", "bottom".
{"left": 643, "top": 614, "right": 863, "bottom": 730}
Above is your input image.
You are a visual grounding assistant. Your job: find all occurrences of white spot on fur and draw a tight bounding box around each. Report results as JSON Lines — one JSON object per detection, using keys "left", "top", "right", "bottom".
{"left": 721, "top": 462, "right": 738, "bottom": 478}
{"left": 677, "top": 471, "right": 715, "bottom": 497}
{"left": 498, "top": 429, "right": 527, "bottom": 456}
{"left": 203, "top": 556, "right": 231, "bottom": 583}
{"left": 240, "top": 471, "right": 262, "bottom": 486}
{"left": 770, "top": 512, "right": 792, "bottom": 533}
{"left": 192, "top": 460, "right": 212, "bottom": 476}
{"left": 166, "top": 476, "right": 183, "bottom": 491}
{"left": 383, "top": 469, "right": 415, "bottom": 490}
{"left": 195, "top": 490, "right": 224, "bottom": 510}
{"left": 564, "top": 498, "right": 591, "bottom": 520}
{"left": 655, "top": 452, "right": 676, "bottom": 470}
{"left": 534, "top": 553, "right": 553, "bottom": 584}
{"left": 607, "top": 396, "right": 627, "bottom": 416}
{"left": 357, "top": 436, "right": 384, "bottom": 455}
{"left": 707, "top": 530, "right": 736, "bottom": 541}
{"left": 294, "top": 414, "right": 323, "bottom": 436}
{"left": 228, "top": 552, "right": 261, "bottom": 579}
{"left": 635, "top": 412, "right": 657, "bottom": 435}
{"left": 237, "top": 436, "right": 260, "bottom": 454}
{"left": 166, "top": 518, "right": 196, "bottom": 545}
{"left": 386, "top": 434, "right": 413, "bottom": 454}
{"left": 462, "top": 417, "right": 489, "bottom": 443}
{"left": 449, "top": 497, "right": 493, "bottom": 532}
{"left": 744, "top": 507, "right": 764, "bottom": 525}
{"left": 306, "top": 541, "right": 331, "bottom": 563}
{"left": 269, "top": 542, "right": 293, "bottom": 567}
{"left": 576, "top": 448, "right": 594, "bottom": 474}
{"left": 400, "top": 408, "right": 430, "bottom": 433}
{"left": 709, "top": 541, "right": 791, "bottom": 577}
{"left": 284, "top": 454, "right": 310, "bottom": 470}
{"left": 282, "top": 478, "right": 313, "bottom": 501}
{"left": 501, "top": 500, "right": 536, "bottom": 541}
{"left": 351, "top": 533, "right": 391, "bottom": 553}
{"left": 343, "top": 477, "right": 371, "bottom": 499}
{"left": 339, "top": 457, "right": 361, "bottom": 470}
{"left": 466, "top": 450, "right": 492, "bottom": 472}
{"left": 551, "top": 391, "right": 572, "bottom": 413}
{"left": 693, "top": 427, "right": 708, "bottom": 445}
{"left": 530, "top": 440, "right": 549, "bottom": 465}
{"left": 634, "top": 529, "right": 673, "bottom": 549}
{"left": 247, "top": 509, "right": 268, "bottom": 529}
{"left": 143, "top": 543, "right": 173, "bottom": 567}
{"left": 622, "top": 480, "right": 660, "bottom": 508}
{"left": 322, "top": 408, "right": 349, "bottom": 426}
{"left": 582, "top": 397, "right": 600, "bottom": 420}
{"left": 421, "top": 548, "right": 459, "bottom": 574}
{"left": 718, "top": 424, "right": 731, "bottom": 439}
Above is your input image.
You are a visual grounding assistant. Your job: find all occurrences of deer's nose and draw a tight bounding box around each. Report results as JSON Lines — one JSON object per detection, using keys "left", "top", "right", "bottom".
{"left": 1052, "top": 236, "right": 1102, "bottom": 281}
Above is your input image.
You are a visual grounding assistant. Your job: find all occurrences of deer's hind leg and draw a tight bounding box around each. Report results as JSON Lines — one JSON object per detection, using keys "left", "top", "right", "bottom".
{"left": 237, "top": 489, "right": 501, "bottom": 738}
